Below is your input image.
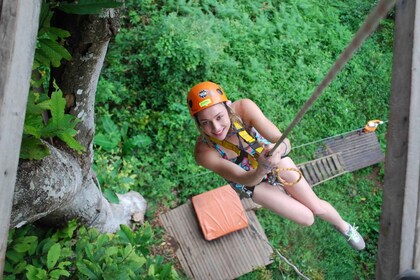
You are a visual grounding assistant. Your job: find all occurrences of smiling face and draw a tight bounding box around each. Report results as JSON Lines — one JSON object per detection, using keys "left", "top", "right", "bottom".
{"left": 196, "top": 103, "right": 231, "bottom": 140}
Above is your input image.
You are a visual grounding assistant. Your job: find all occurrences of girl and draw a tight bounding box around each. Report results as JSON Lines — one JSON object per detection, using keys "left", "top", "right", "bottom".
{"left": 187, "top": 81, "right": 365, "bottom": 250}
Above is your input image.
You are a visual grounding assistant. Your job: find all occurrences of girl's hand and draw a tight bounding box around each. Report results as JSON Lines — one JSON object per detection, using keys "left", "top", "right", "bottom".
{"left": 258, "top": 145, "right": 282, "bottom": 173}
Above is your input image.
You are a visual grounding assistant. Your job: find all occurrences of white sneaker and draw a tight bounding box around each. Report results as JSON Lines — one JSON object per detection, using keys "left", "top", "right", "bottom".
{"left": 335, "top": 222, "right": 366, "bottom": 251}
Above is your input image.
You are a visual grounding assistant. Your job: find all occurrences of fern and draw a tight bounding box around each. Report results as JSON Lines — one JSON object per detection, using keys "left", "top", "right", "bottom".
{"left": 21, "top": 88, "right": 86, "bottom": 159}
{"left": 56, "top": 0, "right": 123, "bottom": 15}
{"left": 33, "top": 1, "right": 71, "bottom": 69}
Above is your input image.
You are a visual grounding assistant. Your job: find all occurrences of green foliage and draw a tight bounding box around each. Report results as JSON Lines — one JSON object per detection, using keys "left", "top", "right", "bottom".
{"left": 34, "top": 1, "right": 72, "bottom": 69}
{"left": 94, "top": 114, "right": 152, "bottom": 154}
{"left": 57, "top": 0, "right": 124, "bottom": 15}
{"left": 22, "top": 0, "right": 129, "bottom": 159}
{"left": 4, "top": 221, "right": 178, "bottom": 280}
{"left": 53, "top": 0, "right": 124, "bottom": 15}
{"left": 21, "top": 86, "right": 85, "bottom": 159}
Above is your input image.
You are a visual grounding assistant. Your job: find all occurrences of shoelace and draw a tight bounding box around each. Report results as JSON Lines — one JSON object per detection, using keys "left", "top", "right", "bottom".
{"left": 346, "top": 224, "right": 360, "bottom": 242}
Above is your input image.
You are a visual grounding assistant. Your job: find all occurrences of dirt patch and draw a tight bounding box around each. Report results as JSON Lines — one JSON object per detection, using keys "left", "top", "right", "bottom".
{"left": 368, "top": 166, "right": 384, "bottom": 190}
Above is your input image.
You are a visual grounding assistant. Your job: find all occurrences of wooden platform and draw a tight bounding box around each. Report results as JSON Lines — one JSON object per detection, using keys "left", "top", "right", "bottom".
{"left": 296, "top": 131, "right": 384, "bottom": 186}
{"left": 315, "top": 131, "right": 385, "bottom": 172}
{"left": 297, "top": 153, "right": 347, "bottom": 186}
{"left": 159, "top": 200, "right": 273, "bottom": 280}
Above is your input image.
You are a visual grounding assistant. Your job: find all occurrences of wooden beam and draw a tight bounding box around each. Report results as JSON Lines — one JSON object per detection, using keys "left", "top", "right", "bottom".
{"left": 376, "top": 0, "right": 420, "bottom": 278}
{"left": 0, "top": 0, "right": 41, "bottom": 275}
{"left": 404, "top": 0, "right": 420, "bottom": 272}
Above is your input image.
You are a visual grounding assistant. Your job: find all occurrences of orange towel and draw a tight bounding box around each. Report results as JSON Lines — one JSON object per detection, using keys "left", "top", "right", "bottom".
{"left": 192, "top": 185, "right": 249, "bottom": 241}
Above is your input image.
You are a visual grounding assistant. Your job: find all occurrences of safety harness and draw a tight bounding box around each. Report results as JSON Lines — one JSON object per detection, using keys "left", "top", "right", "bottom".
{"left": 210, "top": 121, "right": 302, "bottom": 186}
{"left": 210, "top": 121, "right": 263, "bottom": 169}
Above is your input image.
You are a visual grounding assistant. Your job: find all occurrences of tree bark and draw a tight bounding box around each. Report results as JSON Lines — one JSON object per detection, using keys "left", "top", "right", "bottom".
{"left": 10, "top": 9, "right": 147, "bottom": 233}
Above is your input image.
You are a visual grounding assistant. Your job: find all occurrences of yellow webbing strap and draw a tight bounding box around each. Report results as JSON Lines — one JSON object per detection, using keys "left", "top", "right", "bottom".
{"left": 233, "top": 122, "right": 264, "bottom": 155}
{"left": 210, "top": 122, "right": 262, "bottom": 169}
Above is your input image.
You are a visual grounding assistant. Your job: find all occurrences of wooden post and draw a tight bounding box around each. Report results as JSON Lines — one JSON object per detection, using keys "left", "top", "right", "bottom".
{"left": 0, "top": 0, "right": 41, "bottom": 275}
{"left": 376, "top": 0, "right": 420, "bottom": 278}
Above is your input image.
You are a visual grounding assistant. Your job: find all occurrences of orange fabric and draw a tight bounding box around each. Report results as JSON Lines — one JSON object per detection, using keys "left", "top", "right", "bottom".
{"left": 192, "top": 185, "right": 249, "bottom": 241}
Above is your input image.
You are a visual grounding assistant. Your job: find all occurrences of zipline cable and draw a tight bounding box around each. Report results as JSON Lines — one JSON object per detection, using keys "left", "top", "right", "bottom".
{"left": 268, "top": 0, "right": 396, "bottom": 157}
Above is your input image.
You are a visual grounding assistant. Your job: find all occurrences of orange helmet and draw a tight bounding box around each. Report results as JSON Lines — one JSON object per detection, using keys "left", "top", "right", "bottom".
{"left": 187, "top": 81, "right": 228, "bottom": 116}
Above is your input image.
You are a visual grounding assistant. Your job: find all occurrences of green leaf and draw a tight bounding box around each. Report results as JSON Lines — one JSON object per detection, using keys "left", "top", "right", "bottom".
{"left": 34, "top": 48, "right": 52, "bottom": 68}
{"left": 6, "top": 250, "right": 25, "bottom": 264}
{"left": 103, "top": 189, "right": 120, "bottom": 203}
{"left": 50, "top": 90, "right": 66, "bottom": 126}
{"left": 23, "top": 114, "right": 44, "bottom": 138}
{"left": 46, "top": 27, "right": 71, "bottom": 40}
{"left": 25, "top": 265, "right": 47, "bottom": 280}
{"left": 104, "top": 246, "right": 119, "bottom": 258}
{"left": 84, "top": 244, "right": 94, "bottom": 261}
{"left": 117, "top": 225, "right": 135, "bottom": 245}
{"left": 94, "top": 133, "right": 120, "bottom": 150}
{"left": 47, "top": 243, "right": 61, "bottom": 270}
{"left": 20, "top": 136, "right": 50, "bottom": 160}
{"left": 49, "top": 269, "right": 70, "bottom": 279}
{"left": 38, "top": 39, "right": 65, "bottom": 67}
{"left": 96, "top": 234, "right": 109, "bottom": 248}
{"left": 13, "top": 259, "right": 27, "bottom": 274}
{"left": 76, "top": 261, "right": 99, "bottom": 280}
{"left": 57, "top": 261, "right": 72, "bottom": 270}
{"left": 131, "top": 135, "right": 152, "bottom": 148}
{"left": 3, "top": 260, "right": 14, "bottom": 274}
{"left": 42, "top": 38, "right": 72, "bottom": 61}
{"left": 101, "top": 115, "right": 120, "bottom": 134}
{"left": 26, "top": 92, "right": 51, "bottom": 115}
{"left": 159, "top": 264, "right": 172, "bottom": 279}
{"left": 83, "top": 259, "right": 103, "bottom": 277}
{"left": 58, "top": 132, "right": 86, "bottom": 153}
{"left": 58, "top": 0, "right": 123, "bottom": 15}
{"left": 13, "top": 236, "right": 38, "bottom": 253}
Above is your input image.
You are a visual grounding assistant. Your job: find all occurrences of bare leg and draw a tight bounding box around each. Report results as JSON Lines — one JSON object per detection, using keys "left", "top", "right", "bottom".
{"left": 277, "top": 157, "right": 349, "bottom": 232}
{"left": 252, "top": 182, "right": 315, "bottom": 226}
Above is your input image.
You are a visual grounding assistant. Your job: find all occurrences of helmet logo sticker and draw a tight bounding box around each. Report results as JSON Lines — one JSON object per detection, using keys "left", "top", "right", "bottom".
{"left": 199, "top": 89, "right": 208, "bottom": 98}
{"left": 199, "top": 98, "right": 211, "bottom": 108}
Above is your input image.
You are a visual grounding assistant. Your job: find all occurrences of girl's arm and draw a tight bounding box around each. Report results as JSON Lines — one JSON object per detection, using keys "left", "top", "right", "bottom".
{"left": 194, "top": 138, "right": 274, "bottom": 186}
{"left": 233, "top": 99, "right": 291, "bottom": 157}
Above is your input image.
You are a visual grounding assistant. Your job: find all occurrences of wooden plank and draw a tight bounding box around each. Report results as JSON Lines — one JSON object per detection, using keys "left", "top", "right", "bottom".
{"left": 299, "top": 165, "right": 314, "bottom": 185}
{"left": 311, "top": 162, "right": 323, "bottom": 183}
{"left": 325, "top": 156, "right": 335, "bottom": 174}
{"left": 0, "top": 0, "right": 41, "bottom": 274}
{"left": 331, "top": 154, "right": 345, "bottom": 172}
{"left": 160, "top": 201, "right": 273, "bottom": 280}
{"left": 316, "top": 159, "right": 329, "bottom": 179}
{"left": 306, "top": 164, "right": 319, "bottom": 185}
{"left": 377, "top": 0, "right": 420, "bottom": 278}
{"left": 241, "top": 198, "right": 262, "bottom": 211}
{"left": 297, "top": 153, "right": 346, "bottom": 186}
{"left": 320, "top": 158, "right": 333, "bottom": 177}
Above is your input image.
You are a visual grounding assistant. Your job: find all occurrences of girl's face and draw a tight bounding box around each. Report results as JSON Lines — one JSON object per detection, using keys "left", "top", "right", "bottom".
{"left": 196, "top": 103, "right": 231, "bottom": 140}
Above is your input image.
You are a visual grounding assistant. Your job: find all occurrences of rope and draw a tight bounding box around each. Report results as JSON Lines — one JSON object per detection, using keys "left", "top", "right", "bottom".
{"left": 268, "top": 0, "right": 396, "bottom": 157}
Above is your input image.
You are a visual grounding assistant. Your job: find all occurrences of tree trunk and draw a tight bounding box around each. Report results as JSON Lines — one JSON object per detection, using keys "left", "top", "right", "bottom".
{"left": 10, "top": 9, "right": 147, "bottom": 233}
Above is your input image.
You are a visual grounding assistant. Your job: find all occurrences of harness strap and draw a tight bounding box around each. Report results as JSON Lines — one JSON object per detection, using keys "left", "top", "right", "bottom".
{"left": 233, "top": 122, "right": 264, "bottom": 155}
{"left": 210, "top": 121, "right": 263, "bottom": 169}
